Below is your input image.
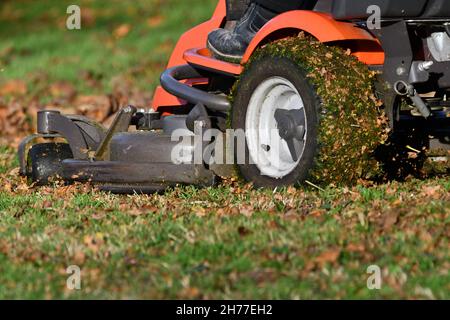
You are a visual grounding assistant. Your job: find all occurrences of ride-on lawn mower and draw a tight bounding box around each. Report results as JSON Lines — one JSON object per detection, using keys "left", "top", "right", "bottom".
{"left": 19, "top": 0, "right": 450, "bottom": 193}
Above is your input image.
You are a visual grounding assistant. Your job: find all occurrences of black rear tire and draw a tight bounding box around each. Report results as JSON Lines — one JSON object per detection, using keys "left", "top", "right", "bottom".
{"left": 230, "top": 36, "right": 387, "bottom": 188}
{"left": 28, "top": 143, "right": 73, "bottom": 185}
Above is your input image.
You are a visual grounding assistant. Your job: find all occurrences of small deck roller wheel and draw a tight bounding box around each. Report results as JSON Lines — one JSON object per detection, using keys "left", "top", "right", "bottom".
{"left": 28, "top": 143, "right": 73, "bottom": 185}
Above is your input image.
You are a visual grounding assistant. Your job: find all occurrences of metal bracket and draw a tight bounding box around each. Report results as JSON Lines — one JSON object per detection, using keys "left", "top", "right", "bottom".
{"left": 94, "top": 105, "right": 137, "bottom": 161}
{"left": 373, "top": 21, "right": 414, "bottom": 125}
{"left": 37, "top": 110, "right": 91, "bottom": 159}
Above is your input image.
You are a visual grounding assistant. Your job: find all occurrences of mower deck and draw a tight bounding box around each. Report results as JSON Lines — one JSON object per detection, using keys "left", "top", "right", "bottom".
{"left": 62, "top": 160, "right": 215, "bottom": 193}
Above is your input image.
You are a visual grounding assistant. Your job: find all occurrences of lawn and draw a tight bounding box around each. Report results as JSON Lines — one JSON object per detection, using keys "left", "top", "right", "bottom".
{"left": 0, "top": 0, "right": 217, "bottom": 93}
{"left": 0, "top": 0, "right": 449, "bottom": 299}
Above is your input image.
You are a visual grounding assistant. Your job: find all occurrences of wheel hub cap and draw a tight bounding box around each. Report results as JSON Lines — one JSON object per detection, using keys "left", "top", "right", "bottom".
{"left": 245, "top": 77, "right": 307, "bottom": 179}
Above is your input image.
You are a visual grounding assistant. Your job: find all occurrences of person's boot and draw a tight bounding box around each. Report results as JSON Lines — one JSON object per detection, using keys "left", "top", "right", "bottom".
{"left": 207, "top": 3, "right": 277, "bottom": 62}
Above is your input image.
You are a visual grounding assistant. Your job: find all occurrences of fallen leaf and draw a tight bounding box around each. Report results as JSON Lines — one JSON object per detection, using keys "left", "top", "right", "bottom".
{"left": 314, "top": 249, "right": 341, "bottom": 265}
{"left": 179, "top": 287, "right": 201, "bottom": 299}
{"left": 0, "top": 80, "right": 27, "bottom": 96}
{"left": 48, "top": 81, "right": 77, "bottom": 101}
{"left": 422, "top": 185, "right": 442, "bottom": 200}
{"left": 346, "top": 243, "right": 365, "bottom": 253}
{"left": 73, "top": 250, "right": 86, "bottom": 265}
{"left": 82, "top": 7, "right": 97, "bottom": 26}
{"left": 113, "top": 24, "right": 131, "bottom": 39}
{"left": 74, "top": 94, "right": 111, "bottom": 122}
{"left": 147, "top": 15, "right": 164, "bottom": 27}
{"left": 238, "top": 226, "right": 251, "bottom": 237}
{"left": 194, "top": 207, "right": 206, "bottom": 217}
{"left": 382, "top": 211, "right": 399, "bottom": 230}
{"left": 240, "top": 205, "right": 253, "bottom": 217}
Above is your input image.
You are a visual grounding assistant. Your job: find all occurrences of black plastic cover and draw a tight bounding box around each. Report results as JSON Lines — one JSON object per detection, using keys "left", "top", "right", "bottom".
{"left": 332, "top": 0, "right": 429, "bottom": 20}
{"left": 422, "top": 0, "right": 450, "bottom": 17}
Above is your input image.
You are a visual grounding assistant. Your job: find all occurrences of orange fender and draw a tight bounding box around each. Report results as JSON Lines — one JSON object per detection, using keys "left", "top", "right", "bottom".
{"left": 242, "top": 11, "right": 384, "bottom": 65}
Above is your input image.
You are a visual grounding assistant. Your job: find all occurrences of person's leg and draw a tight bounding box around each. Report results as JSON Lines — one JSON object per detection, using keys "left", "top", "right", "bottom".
{"left": 207, "top": 0, "right": 318, "bottom": 62}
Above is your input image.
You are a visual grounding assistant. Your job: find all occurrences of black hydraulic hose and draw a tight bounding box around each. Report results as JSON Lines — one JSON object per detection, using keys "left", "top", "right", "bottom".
{"left": 160, "top": 64, "right": 231, "bottom": 112}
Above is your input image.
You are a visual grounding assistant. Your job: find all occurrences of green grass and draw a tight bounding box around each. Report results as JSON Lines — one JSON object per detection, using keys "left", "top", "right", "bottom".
{"left": 0, "top": 0, "right": 217, "bottom": 95}
{"left": 0, "top": 0, "right": 449, "bottom": 300}
{"left": 0, "top": 146, "right": 449, "bottom": 299}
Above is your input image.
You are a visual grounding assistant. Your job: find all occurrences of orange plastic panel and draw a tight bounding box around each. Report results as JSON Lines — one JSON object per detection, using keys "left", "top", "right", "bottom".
{"left": 353, "top": 51, "right": 385, "bottom": 65}
{"left": 242, "top": 11, "right": 384, "bottom": 64}
{"left": 153, "top": 86, "right": 185, "bottom": 107}
{"left": 165, "top": 0, "right": 226, "bottom": 69}
{"left": 152, "top": 0, "right": 227, "bottom": 110}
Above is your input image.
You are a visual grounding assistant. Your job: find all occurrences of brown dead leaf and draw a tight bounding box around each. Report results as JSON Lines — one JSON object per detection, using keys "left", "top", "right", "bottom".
{"left": 179, "top": 287, "right": 201, "bottom": 299}
{"left": 42, "top": 200, "right": 53, "bottom": 209}
{"left": 247, "top": 269, "right": 278, "bottom": 283}
{"left": 310, "top": 209, "right": 326, "bottom": 217}
{"left": 267, "top": 220, "right": 283, "bottom": 230}
{"left": 408, "top": 152, "right": 418, "bottom": 159}
{"left": 48, "top": 81, "right": 77, "bottom": 101}
{"left": 422, "top": 185, "right": 442, "bottom": 200}
{"left": 92, "top": 212, "right": 106, "bottom": 220}
{"left": 314, "top": 249, "right": 341, "bottom": 265}
{"left": 82, "top": 7, "right": 97, "bottom": 27}
{"left": 283, "top": 209, "right": 301, "bottom": 221}
{"left": 3, "top": 182, "right": 12, "bottom": 193}
{"left": 83, "top": 233, "right": 105, "bottom": 253}
{"left": 230, "top": 207, "right": 240, "bottom": 215}
{"left": 147, "top": 15, "right": 164, "bottom": 28}
{"left": 80, "top": 70, "right": 102, "bottom": 89}
{"left": 0, "top": 80, "right": 27, "bottom": 96}
{"left": 193, "top": 207, "right": 206, "bottom": 217}
{"left": 113, "top": 24, "right": 131, "bottom": 39}
{"left": 346, "top": 243, "right": 365, "bottom": 253}
{"left": 74, "top": 94, "right": 111, "bottom": 122}
{"left": 128, "top": 208, "right": 149, "bottom": 217}
{"left": 216, "top": 208, "right": 227, "bottom": 216}
{"left": 382, "top": 211, "right": 399, "bottom": 230}
{"left": 418, "top": 231, "right": 433, "bottom": 244}
{"left": 73, "top": 250, "right": 86, "bottom": 265}
{"left": 240, "top": 205, "right": 254, "bottom": 217}
{"left": 238, "top": 226, "right": 252, "bottom": 237}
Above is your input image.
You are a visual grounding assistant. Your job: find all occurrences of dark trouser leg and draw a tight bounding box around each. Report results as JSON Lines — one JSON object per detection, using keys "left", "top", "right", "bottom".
{"left": 208, "top": 0, "right": 319, "bottom": 61}
{"left": 253, "top": 0, "right": 318, "bottom": 13}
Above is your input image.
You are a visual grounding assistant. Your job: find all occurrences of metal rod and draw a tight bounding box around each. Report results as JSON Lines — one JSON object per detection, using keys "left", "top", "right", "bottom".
{"left": 160, "top": 64, "right": 231, "bottom": 113}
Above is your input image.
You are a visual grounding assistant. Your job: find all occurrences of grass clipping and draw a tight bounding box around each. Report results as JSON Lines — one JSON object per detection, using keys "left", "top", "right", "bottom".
{"left": 239, "top": 36, "right": 389, "bottom": 186}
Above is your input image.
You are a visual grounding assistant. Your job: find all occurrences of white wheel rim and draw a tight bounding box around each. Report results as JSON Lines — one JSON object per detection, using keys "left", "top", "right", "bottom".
{"left": 245, "top": 76, "right": 307, "bottom": 179}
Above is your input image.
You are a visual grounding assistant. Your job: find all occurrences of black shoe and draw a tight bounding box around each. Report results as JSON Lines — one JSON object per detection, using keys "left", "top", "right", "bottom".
{"left": 207, "top": 3, "right": 277, "bottom": 62}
